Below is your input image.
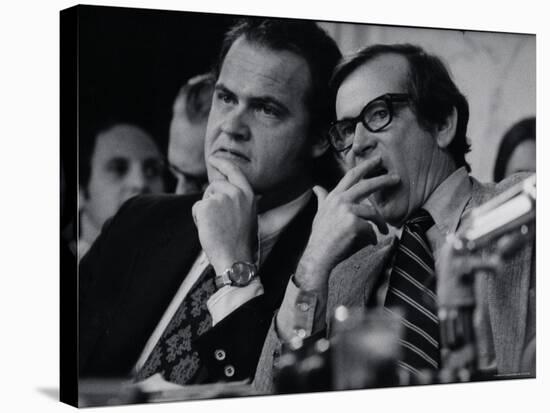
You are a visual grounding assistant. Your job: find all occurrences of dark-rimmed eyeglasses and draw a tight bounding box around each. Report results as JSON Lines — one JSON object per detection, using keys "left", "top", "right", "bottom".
{"left": 328, "top": 93, "right": 410, "bottom": 153}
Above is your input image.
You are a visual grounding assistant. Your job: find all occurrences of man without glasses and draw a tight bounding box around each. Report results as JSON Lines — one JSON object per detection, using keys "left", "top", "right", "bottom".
{"left": 79, "top": 18, "right": 341, "bottom": 386}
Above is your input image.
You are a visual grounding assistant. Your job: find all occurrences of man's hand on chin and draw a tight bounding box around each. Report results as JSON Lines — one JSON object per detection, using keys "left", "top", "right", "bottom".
{"left": 192, "top": 157, "right": 257, "bottom": 275}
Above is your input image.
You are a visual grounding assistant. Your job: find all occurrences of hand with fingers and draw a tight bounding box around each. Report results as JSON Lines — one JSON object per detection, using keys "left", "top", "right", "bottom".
{"left": 295, "top": 156, "right": 400, "bottom": 292}
{"left": 192, "top": 157, "right": 258, "bottom": 275}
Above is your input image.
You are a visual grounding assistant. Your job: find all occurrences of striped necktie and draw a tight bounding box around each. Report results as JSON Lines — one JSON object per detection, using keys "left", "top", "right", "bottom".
{"left": 134, "top": 264, "right": 216, "bottom": 384}
{"left": 384, "top": 209, "right": 440, "bottom": 377}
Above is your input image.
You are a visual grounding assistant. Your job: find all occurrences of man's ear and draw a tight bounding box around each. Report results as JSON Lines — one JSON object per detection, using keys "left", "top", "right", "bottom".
{"left": 435, "top": 107, "right": 458, "bottom": 149}
{"left": 310, "top": 134, "right": 331, "bottom": 159}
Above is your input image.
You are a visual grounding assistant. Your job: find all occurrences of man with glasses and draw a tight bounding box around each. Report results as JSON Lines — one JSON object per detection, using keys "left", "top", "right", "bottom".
{"left": 254, "top": 43, "right": 535, "bottom": 392}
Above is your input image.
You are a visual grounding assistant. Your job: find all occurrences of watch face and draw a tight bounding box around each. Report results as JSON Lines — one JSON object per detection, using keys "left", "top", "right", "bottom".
{"left": 229, "top": 262, "right": 255, "bottom": 286}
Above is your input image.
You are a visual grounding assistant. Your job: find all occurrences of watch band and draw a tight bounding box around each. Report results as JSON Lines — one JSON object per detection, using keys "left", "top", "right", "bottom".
{"left": 215, "top": 269, "right": 232, "bottom": 289}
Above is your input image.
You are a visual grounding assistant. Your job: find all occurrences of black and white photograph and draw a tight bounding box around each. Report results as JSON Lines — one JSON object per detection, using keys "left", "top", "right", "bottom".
{"left": 58, "top": 3, "right": 538, "bottom": 407}
{"left": 2, "top": 1, "right": 546, "bottom": 412}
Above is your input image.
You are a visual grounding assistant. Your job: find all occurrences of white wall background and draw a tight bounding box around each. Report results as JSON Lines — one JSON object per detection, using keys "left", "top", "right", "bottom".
{"left": 320, "top": 22, "right": 536, "bottom": 182}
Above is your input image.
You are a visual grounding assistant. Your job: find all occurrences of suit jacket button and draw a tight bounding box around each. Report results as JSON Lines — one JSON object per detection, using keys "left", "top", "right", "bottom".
{"left": 215, "top": 349, "right": 226, "bottom": 361}
{"left": 224, "top": 365, "right": 235, "bottom": 377}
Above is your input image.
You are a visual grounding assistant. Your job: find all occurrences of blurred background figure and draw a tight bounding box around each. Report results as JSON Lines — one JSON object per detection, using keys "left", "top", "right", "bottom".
{"left": 78, "top": 122, "right": 165, "bottom": 260}
{"left": 493, "top": 117, "right": 536, "bottom": 182}
{"left": 167, "top": 73, "right": 214, "bottom": 194}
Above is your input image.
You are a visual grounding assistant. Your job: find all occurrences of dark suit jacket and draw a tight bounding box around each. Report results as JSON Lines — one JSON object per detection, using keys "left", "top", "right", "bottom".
{"left": 253, "top": 175, "right": 535, "bottom": 393}
{"left": 79, "top": 193, "right": 317, "bottom": 383}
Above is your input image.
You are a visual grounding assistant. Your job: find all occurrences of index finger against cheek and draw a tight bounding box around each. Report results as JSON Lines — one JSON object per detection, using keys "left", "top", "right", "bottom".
{"left": 208, "top": 157, "right": 253, "bottom": 196}
{"left": 334, "top": 156, "right": 382, "bottom": 193}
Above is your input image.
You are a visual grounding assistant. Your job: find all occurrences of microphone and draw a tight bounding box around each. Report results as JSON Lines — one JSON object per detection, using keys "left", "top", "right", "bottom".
{"left": 437, "top": 175, "right": 535, "bottom": 380}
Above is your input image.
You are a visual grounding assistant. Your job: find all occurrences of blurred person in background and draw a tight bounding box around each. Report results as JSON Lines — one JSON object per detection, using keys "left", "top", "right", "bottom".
{"left": 167, "top": 73, "right": 214, "bottom": 194}
{"left": 78, "top": 121, "right": 165, "bottom": 260}
{"left": 493, "top": 116, "right": 535, "bottom": 182}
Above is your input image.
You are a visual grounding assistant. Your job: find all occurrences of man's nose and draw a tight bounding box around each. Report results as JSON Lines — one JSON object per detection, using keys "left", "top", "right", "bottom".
{"left": 351, "top": 123, "right": 376, "bottom": 158}
{"left": 125, "top": 165, "right": 148, "bottom": 194}
{"left": 220, "top": 106, "right": 250, "bottom": 141}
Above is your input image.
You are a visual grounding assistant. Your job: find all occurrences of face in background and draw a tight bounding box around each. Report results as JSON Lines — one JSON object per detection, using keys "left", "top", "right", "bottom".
{"left": 504, "top": 140, "right": 536, "bottom": 178}
{"left": 336, "top": 53, "right": 456, "bottom": 227}
{"left": 205, "top": 36, "right": 326, "bottom": 210}
{"left": 168, "top": 94, "right": 209, "bottom": 194}
{"left": 80, "top": 123, "right": 165, "bottom": 231}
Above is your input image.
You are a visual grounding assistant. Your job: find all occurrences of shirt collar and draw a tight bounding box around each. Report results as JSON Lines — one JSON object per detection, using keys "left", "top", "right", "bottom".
{"left": 258, "top": 189, "right": 312, "bottom": 243}
{"left": 423, "top": 167, "right": 472, "bottom": 238}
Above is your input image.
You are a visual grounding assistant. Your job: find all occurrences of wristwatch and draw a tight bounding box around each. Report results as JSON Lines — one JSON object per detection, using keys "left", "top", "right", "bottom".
{"left": 215, "top": 261, "right": 258, "bottom": 288}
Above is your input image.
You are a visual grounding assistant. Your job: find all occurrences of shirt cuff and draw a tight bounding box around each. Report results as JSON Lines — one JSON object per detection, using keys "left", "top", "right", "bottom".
{"left": 207, "top": 278, "right": 264, "bottom": 326}
{"left": 275, "top": 276, "right": 318, "bottom": 342}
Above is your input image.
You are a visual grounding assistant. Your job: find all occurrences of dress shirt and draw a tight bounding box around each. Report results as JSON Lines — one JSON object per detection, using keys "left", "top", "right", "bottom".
{"left": 276, "top": 167, "right": 473, "bottom": 342}
{"left": 133, "top": 189, "right": 312, "bottom": 373}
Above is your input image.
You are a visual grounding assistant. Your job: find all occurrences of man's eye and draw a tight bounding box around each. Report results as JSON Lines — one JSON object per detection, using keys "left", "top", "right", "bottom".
{"left": 338, "top": 121, "right": 356, "bottom": 138}
{"left": 255, "top": 104, "right": 280, "bottom": 118}
{"left": 369, "top": 108, "right": 389, "bottom": 121}
{"left": 216, "top": 91, "right": 236, "bottom": 105}
{"left": 107, "top": 159, "right": 129, "bottom": 177}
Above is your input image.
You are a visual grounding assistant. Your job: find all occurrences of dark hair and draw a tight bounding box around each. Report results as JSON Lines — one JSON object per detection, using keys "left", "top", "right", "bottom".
{"left": 493, "top": 117, "right": 536, "bottom": 182}
{"left": 173, "top": 72, "right": 215, "bottom": 123}
{"left": 331, "top": 43, "right": 471, "bottom": 171}
{"left": 214, "top": 17, "right": 342, "bottom": 144}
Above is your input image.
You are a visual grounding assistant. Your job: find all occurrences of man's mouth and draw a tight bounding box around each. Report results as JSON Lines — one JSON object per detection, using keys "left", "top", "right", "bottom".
{"left": 367, "top": 161, "right": 400, "bottom": 201}
{"left": 213, "top": 148, "right": 250, "bottom": 162}
{"left": 369, "top": 162, "right": 389, "bottom": 178}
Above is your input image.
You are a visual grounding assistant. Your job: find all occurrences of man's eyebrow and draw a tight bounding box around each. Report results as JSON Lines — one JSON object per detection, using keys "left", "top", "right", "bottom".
{"left": 106, "top": 157, "right": 128, "bottom": 164}
{"left": 337, "top": 113, "right": 359, "bottom": 123}
{"left": 215, "top": 83, "right": 290, "bottom": 114}
{"left": 214, "top": 83, "right": 233, "bottom": 94}
{"left": 249, "top": 96, "right": 289, "bottom": 114}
